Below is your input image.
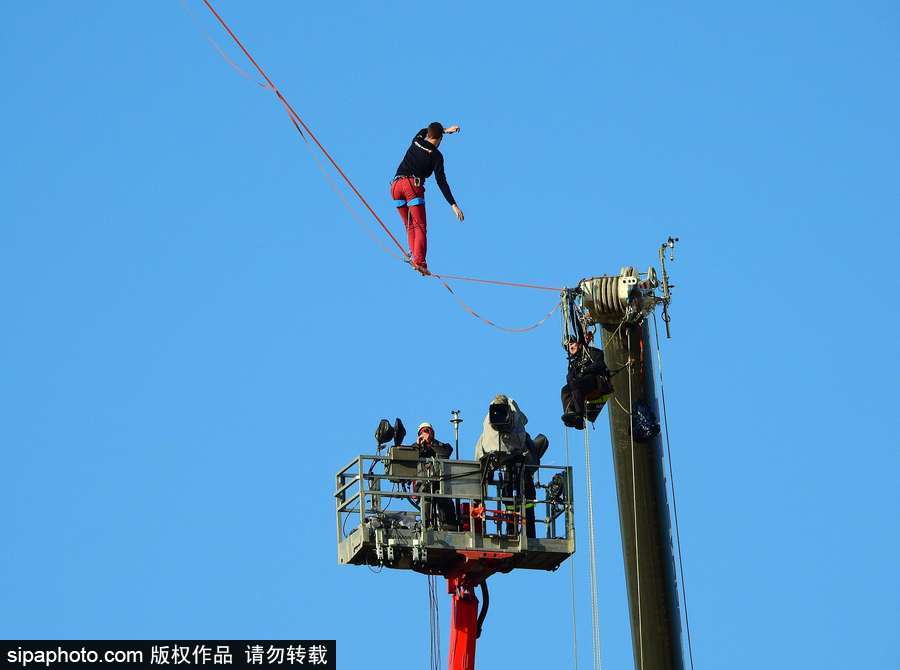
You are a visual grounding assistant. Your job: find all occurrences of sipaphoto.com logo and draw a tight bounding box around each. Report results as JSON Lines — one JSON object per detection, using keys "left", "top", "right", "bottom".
{"left": 5, "top": 645, "right": 141, "bottom": 668}
{"left": 2, "top": 640, "right": 335, "bottom": 668}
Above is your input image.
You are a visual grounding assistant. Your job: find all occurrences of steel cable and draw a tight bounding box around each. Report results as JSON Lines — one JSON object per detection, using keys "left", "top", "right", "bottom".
{"left": 564, "top": 427, "right": 579, "bottom": 670}
{"left": 582, "top": 428, "right": 603, "bottom": 670}
{"left": 626, "top": 328, "right": 645, "bottom": 670}
{"left": 652, "top": 312, "right": 696, "bottom": 670}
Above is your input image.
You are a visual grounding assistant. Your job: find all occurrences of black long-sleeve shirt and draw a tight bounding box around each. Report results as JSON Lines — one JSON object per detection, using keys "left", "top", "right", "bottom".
{"left": 567, "top": 346, "right": 609, "bottom": 385}
{"left": 394, "top": 129, "right": 457, "bottom": 206}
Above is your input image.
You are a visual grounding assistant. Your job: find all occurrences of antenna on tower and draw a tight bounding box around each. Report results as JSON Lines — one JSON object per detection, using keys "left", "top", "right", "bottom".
{"left": 659, "top": 236, "right": 679, "bottom": 338}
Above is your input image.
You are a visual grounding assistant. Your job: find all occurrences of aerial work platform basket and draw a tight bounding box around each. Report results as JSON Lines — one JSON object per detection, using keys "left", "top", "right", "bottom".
{"left": 335, "top": 453, "right": 575, "bottom": 576}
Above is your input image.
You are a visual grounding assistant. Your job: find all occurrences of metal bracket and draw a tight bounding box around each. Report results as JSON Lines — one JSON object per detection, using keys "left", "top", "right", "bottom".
{"left": 412, "top": 546, "right": 428, "bottom": 564}
{"left": 375, "top": 543, "right": 395, "bottom": 564}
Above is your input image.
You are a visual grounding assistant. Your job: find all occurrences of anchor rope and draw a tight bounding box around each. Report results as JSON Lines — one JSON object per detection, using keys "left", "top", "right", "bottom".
{"left": 583, "top": 428, "right": 603, "bottom": 670}
{"left": 565, "top": 427, "right": 579, "bottom": 670}
{"left": 626, "top": 327, "right": 645, "bottom": 670}
{"left": 652, "top": 312, "right": 696, "bottom": 670}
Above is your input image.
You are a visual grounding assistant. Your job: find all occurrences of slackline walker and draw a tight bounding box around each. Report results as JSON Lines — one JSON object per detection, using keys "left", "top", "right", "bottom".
{"left": 188, "top": 0, "right": 563, "bottom": 333}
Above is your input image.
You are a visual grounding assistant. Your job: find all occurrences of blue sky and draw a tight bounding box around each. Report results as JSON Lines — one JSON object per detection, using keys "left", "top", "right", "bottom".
{"left": 2, "top": 1, "right": 898, "bottom": 667}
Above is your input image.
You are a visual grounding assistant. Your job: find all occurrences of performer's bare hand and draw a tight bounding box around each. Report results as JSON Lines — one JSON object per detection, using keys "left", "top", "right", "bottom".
{"left": 452, "top": 204, "right": 465, "bottom": 222}
{"left": 444, "top": 125, "right": 460, "bottom": 134}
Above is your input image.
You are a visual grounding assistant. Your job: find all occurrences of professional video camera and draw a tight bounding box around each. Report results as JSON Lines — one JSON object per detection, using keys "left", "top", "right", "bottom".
{"left": 488, "top": 399, "right": 513, "bottom": 432}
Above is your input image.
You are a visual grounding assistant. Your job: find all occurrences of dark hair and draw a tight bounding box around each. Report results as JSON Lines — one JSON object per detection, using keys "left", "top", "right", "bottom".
{"left": 426, "top": 122, "right": 444, "bottom": 139}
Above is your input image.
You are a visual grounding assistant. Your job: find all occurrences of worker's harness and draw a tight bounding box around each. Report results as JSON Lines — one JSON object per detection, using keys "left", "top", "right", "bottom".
{"left": 392, "top": 175, "right": 422, "bottom": 187}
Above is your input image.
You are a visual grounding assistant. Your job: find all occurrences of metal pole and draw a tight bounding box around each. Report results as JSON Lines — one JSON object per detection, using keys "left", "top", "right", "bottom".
{"left": 603, "top": 318, "right": 683, "bottom": 670}
{"left": 451, "top": 410, "right": 463, "bottom": 460}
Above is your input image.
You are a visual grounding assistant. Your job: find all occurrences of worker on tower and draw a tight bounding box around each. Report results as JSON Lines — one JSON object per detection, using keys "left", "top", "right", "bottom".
{"left": 391, "top": 122, "right": 465, "bottom": 276}
{"left": 561, "top": 332, "right": 614, "bottom": 430}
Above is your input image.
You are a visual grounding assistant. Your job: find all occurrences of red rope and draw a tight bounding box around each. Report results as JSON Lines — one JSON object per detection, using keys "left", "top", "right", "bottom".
{"left": 195, "top": 0, "right": 567, "bottom": 335}
{"left": 434, "top": 276, "right": 561, "bottom": 333}
{"left": 431, "top": 272, "right": 562, "bottom": 293}
{"left": 180, "top": 0, "right": 266, "bottom": 87}
{"left": 199, "top": 0, "right": 409, "bottom": 257}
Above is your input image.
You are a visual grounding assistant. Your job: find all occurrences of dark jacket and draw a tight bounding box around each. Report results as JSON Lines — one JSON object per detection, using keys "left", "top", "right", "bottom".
{"left": 418, "top": 439, "right": 453, "bottom": 460}
{"left": 567, "top": 346, "right": 609, "bottom": 385}
{"left": 395, "top": 129, "right": 456, "bottom": 206}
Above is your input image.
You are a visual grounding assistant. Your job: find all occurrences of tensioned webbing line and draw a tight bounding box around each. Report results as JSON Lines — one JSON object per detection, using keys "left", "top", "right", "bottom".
{"left": 199, "top": 0, "right": 408, "bottom": 257}
{"left": 194, "top": 0, "right": 564, "bottom": 332}
{"left": 180, "top": 0, "right": 266, "bottom": 88}
{"left": 181, "top": 0, "right": 412, "bottom": 263}
{"left": 432, "top": 276, "right": 561, "bottom": 333}
{"left": 433, "top": 274, "right": 562, "bottom": 292}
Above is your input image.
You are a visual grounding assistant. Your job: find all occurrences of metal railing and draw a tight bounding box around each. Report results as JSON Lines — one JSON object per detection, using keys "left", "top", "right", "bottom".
{"left": 335, "top": 454, "right": 574, "bottom": 554}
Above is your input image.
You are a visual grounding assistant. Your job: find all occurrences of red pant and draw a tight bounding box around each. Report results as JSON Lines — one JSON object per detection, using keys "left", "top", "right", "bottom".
{"left": 391, "top": 177, "right": 427, "bottom": 266}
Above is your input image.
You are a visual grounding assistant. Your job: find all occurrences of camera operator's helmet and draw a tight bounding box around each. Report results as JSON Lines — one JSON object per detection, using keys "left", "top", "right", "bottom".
{"left": 417, "top": 422, "right": 434, "bottom": 435}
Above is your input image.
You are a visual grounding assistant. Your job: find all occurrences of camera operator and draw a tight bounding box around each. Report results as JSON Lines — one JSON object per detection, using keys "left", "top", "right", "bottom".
{"left": 416, "top": 422, "right": 452, "bottom": 458}
{"left": 414, "top": 422, "right": 457, "bottom": 530}
{"left": 474, "top": 395, "right": 547, "bottom": 538}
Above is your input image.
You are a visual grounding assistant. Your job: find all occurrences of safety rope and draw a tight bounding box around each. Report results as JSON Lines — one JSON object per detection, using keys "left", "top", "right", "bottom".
{"left": 192, "top": 0, "right": 565, "bottom": 334}
{"left": 198, "top": 0, "right": 409, "bottom": 256}
{"left": 433, "top": 276, "right": 562, "bottom": 333}
{"left": 582, "top": 428, "right": 602, "bottom": 670}
{"left": 427, "top": 575, "right": 441, "bottom": 670}
{"left": 180, "top": 0, "right": 267, "bottom": 87}
{"left": 432, "top": 273, "right": 562, "bottom": 293}
{"left": 300, "top": 127, "right": 408, "bottom": 261}
{"left": 564, "top": 428, "right": 579, "bottom": 670}
{"left": 625, "top": 327, "right": 645, "bottom": 670}
{"left": 184, "top": 0, "right": 406, "bottom": 261}
{"left": 652, "top": 313, "right": 696, "bottom": 670}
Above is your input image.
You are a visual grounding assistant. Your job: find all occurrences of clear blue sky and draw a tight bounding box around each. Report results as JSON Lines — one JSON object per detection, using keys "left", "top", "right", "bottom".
{"left": 2, "top": 1, "right": 898, "bottom": 667}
